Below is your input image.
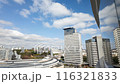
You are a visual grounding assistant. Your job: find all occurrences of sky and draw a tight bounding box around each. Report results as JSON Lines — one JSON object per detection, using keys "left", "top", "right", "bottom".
{"left": 0, "top": 0, "right": 120, "bottom": 49}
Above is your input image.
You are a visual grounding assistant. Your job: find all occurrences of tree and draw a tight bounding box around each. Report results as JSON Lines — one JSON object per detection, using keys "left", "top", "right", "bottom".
{"left": 61, "top": 56, "right": 64, "bottom": 61}
{"left": 83, "top": 56, "right": 87, "bottom": 62}
{"left": 12, "top": 54, "right": 16, "bottom": 60}
{"left": 13, "top": 49, "right": 21, "bottom": 54}
{"left": 112, "top": 56, "right": 119, "bottom": 64}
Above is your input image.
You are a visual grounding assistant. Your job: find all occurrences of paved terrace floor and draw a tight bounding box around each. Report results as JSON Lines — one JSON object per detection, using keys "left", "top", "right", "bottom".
{"left": 0, "top": 59, "right": 59, "bottom": 68}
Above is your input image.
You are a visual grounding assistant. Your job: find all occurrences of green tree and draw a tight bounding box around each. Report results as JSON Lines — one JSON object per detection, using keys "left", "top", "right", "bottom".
{"left": 61, "top": 56, "right": 64, "bottom": 61}
{"left": 13, "top": 49, "right": 21, "bottom": 54}
{"left": 112, "top": 56, "right": 119, "bottom": 64}
{"left": 83, "top": 56, "right": 87, "bottom": 62}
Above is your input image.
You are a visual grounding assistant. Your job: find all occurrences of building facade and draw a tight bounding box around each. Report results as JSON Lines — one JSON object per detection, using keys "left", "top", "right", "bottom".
{"left": 102, "top": 39, "right": 112, "bottom": 65}
{"left": 0, "top": 48, "right": 13, "bottom": 60}
{"left": 36, "top": 47, "right": 49, "bottom": 54}
{"left": 64, "top": 27, "right": 83, "bottom": 66}
{"left": 112, "top": 49, "right": 118, "bottom": 57}
{"left": 86, "top": 36, "right": 112, "bottom": 67}
{"left": 113, "top": 28, "right": 120, "bottom": 64}
{"left": 86, "top": 37, "right": 99, "bottom": 67}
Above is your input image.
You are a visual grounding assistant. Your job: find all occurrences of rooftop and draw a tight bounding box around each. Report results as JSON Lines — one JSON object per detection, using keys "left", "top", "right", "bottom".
{"left": 63, "top": 27, "right": 74, "bottom": 30}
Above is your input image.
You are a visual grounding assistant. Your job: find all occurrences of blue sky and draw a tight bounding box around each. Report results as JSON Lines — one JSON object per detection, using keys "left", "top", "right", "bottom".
{"left": 0, "top": 0, "right": 119, "bottom": 49}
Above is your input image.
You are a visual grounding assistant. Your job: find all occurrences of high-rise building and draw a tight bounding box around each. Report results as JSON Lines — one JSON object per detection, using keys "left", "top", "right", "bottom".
{"left": 86, "top": 36, "right": 112, "bottom": 67}
{"left": 0, "top": 47, "right": 13, "bottom": 60}
{"left": 102, "top": 39, "right": 112, "bottom": 65}
{"left": 64, "top": 27, "right": 83, "bottom": 66}
{"left": 113, "top": 28, "right": 120, "bottom": 64}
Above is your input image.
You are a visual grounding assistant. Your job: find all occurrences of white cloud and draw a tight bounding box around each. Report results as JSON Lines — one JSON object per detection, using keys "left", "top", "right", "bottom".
{"left": 32, "top": 21, "right": 35, "bottom": 23}
{"left": 13, "top": 0, "right": 25, "bottom": 5}
{"left": 74, "top": 22, "right": 95, "bottom": 29}
{"left": 0, "top": 28, "right": 24, "bottom": 38}
{"left": 43, "top": 22, "right": 51, "bottom": 28}
{"left": 20, "top": 9, "right": 30, "bottom": 18}
{"left": 52, "top": 13, "right": 94, "bottom": 28}
{"left": 98, "top": 2, "right": 120, "bottom": 34}
{"left": 100, "top": 4, "right": 116, "bottom": 19}
{"left": 47, "top": 2, "right": 71, "bottom": 17}
{"left": 101, "top": 26, "right": 115, "bottom": 32}
{"left": 30, "top": 0, "right": 71, "bottom": 17}
{"left": 0, "top": 0, "right": 8, "bottom": 4}
{"left": 0, "top": 20, "right": 13, "bottom": 26}
{"left": 80, "top": 28, "right": 97, "bottom": 35}
{"left": 0, "top": 28, "right": 63, "bottom": 48}
{"left": 0, "top": 0, "right": 8, "bottom": 8}
{"left": 34, "top": 17, "right": 43, "bottom": 21}
{"left": 77, "top": 0, "right": 81, "bottom": 4}
{"left": 0, "top": 20, "right": 22, "bottom": 31}
{"left": 18, "top": 0, "right": 95, "bottom": 30}
{"left": 102, "top": 17, "right": 118, "bottom": 25}
{"left": 99, "top": 3, "right": 119, "bottom": 26}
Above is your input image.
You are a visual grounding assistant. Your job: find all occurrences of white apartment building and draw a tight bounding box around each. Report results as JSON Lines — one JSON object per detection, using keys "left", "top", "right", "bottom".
{"left": 86, "top": 36, "right": 112, "bottom": 67}
{"left": 64, "top": 27, "right": 83, "bottom": 65}
{"left": 103, "top": 39, "right": 112, "bottom": 65}
{"left": 86, "top": 38, "right": 99, "bottom": 67}
{"left": 0, "top": 47, "right": 13, "bottom": 60}
{"left": 113, "top": 28, "right": 120, "bottom": 64}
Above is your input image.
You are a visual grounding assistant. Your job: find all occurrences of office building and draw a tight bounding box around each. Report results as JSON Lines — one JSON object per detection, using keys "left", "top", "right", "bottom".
{"left": 113, "top": 28, "right": 120, "bottom": 64}
{"left": 36, "top": 47, "right": 49, "bottom": 54}
{"left": 0, "top": 47, "right": 13, "bottom": 60}
{"left": 102, "top": 39, "right": 112, "bottom": 65}
{"left": 64, "top": 27, "right": 83, "bottom": 66}
{"left": 86, "top": 36, "right": 112, "bottom": 67}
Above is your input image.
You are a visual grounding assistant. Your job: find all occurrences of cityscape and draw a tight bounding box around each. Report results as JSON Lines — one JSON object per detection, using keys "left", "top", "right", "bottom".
{"left": 0, "top": 0, "right": 120, "bottom": 68}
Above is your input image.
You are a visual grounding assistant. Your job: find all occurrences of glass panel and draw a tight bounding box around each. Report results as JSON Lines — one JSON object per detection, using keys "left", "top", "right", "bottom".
{"left": 100, "top": 0, "right": 120, "bottom": 67}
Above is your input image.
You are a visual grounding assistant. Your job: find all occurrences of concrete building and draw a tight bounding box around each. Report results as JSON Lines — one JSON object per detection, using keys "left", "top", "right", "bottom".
{"left": 86, "top": 36, "right": 112, "bottom": 67}
{"left": 82, "top": 49, "right": 87, "bottom": 57}
{"left": 36, "top": 47, "right": 49, "bottom": 54}
{"left": 20, "top": 47, "right": 25, "bottom": 53}
{"left": 64, "top": 27, "right": 83, "bottom": 66}
{"left": 0, "top": 47, "right": 13, "bottom": 60}
{"left": 86, "top": 37, "right": 99, "bottom": 67}
{"left": 112, "top": 49, "right": 118, "bottom": 57}
{"left": 102, "top": 39, "right": 112, "bottom": 65}
{"left": 113, "top": 28, "right": 120, "bottom": 64}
